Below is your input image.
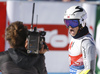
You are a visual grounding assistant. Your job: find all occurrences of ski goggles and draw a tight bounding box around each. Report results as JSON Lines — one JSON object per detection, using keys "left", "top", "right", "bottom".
{"left": 64, "top": 19, "right": 79, "bottom": 28}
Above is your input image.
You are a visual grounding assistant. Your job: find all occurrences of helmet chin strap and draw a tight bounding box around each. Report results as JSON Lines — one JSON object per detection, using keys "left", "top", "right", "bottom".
{"left": 79, "top": 18, "right": 86, "bottom": 28}
{"left": 79, "top": 24, "right": 83, "bottom": 29}
{"left": 79, "top": 13, "right": 87, "bottom": 27}
{"left": 79, "top": 23, "right": 86, "bottom": 30}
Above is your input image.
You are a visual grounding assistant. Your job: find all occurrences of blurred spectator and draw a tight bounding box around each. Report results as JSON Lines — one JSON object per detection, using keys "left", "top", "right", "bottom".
{"left": 28, "top": 0, "right": 84, "bottom": 1}
{"left": 28, "top": 0, "right": 62, "bottom": 1}
{"left": 62, "top": 0, "right": 85, "bottom": 2}
{"left": 27, "top": 0, "right": 100, "bottom": 1}
{"left": 86, "top": 0, "right": 98, "bottom": 1}
{"left": 10, "top": 0, "right": 100, "bottom": 2}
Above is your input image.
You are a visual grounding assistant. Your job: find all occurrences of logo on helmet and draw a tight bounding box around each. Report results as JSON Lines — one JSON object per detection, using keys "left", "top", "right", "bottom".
{"left": 73, "top": 6, "right": 83, "bottom": 14}
{"left": 67, "top": 16, "right": 70, "bottom": 18}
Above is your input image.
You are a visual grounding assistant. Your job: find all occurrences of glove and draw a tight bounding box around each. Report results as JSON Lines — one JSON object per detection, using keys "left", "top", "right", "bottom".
{"left": 79, "top": 69, "right": 94, "bottom": 74}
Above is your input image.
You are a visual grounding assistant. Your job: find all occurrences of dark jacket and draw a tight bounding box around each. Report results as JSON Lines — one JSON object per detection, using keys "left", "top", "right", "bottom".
{"left": 0, "top": 47, "right": 47, "bottom": 74}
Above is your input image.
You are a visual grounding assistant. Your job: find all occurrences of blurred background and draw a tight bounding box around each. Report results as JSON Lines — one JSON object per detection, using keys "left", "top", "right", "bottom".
{"left": 0, "top": 0, "right": 100, "bottom": 74}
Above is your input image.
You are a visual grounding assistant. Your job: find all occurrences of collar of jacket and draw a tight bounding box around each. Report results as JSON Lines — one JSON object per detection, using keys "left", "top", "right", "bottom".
{"left": 8, "top": 47, "right": 39, "bottom": 69}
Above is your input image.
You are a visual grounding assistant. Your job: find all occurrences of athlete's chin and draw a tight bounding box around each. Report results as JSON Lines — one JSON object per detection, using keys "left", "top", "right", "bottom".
{"left": 71, "top": 34, "right": 75, "bottom": 36}
{"left": 70, "top": 32, "right": 76, "bottom": 36}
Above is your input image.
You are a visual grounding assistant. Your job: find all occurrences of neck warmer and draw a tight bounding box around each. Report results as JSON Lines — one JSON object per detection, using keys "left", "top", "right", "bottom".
{"left": 72, "top": 26, "right": 89, "bottom": 39}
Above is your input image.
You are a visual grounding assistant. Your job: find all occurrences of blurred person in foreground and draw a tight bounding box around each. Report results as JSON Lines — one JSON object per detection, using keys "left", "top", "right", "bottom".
{"left": 0, "top": 21, "right": 47, "bottom": 74}
{"left": 64, "top": 6, "right": 96, "bottom": 74}
{"left": 96, "top": 21, "right": 100, "bottom": 74}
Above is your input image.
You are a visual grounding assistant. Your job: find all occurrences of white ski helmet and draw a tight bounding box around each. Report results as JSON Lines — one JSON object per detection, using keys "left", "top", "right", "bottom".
{"left": 64, "top": 6, "right": 87, "bottom": 28}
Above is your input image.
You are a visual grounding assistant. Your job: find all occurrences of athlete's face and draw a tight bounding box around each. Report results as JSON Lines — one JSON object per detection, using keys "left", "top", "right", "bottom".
{"left": 68, "top": 26, "right": 79, "bottom": 36}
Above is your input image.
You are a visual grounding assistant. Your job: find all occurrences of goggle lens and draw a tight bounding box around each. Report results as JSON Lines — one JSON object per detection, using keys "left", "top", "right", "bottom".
{"left": 64, "top": 19, "right": 79, "bottom": 28}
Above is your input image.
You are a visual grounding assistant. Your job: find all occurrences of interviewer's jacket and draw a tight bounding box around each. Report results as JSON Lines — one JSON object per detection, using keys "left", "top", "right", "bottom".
{"left": 0, "top": 47, "right": 47, "bottom": 74}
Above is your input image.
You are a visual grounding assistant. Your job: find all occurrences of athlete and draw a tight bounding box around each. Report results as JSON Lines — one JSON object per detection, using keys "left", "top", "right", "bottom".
{"left": 64, "top": 6, "right": 96, "bottom": 74}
